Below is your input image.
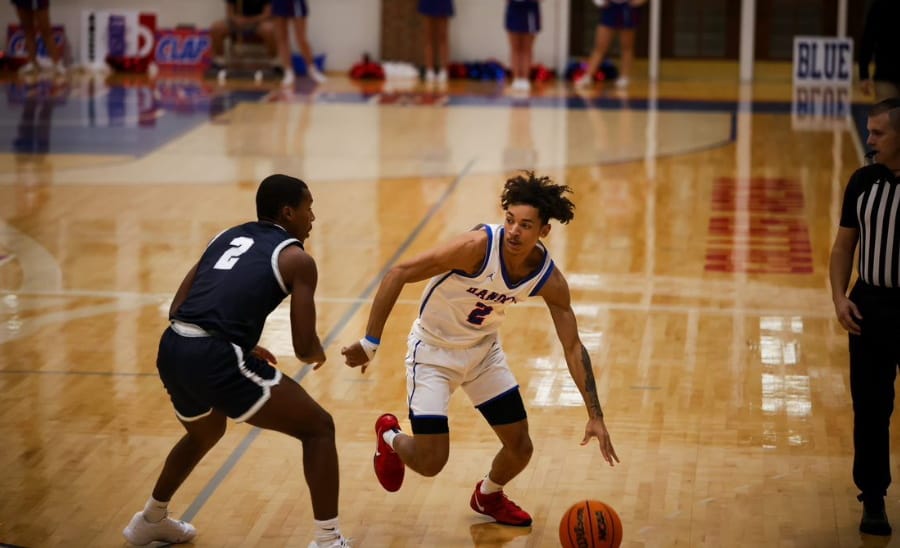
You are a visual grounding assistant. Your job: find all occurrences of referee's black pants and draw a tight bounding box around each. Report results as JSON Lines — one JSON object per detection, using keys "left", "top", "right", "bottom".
{"left": 849, "top": 281, "right": 900, "bottom": 500}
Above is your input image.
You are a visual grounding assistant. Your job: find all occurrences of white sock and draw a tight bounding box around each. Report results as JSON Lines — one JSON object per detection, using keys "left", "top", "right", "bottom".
{"left": 314, "top": 517, "right": 341, "bottom": 544}
{"left": 142, "top": 496, "right": 168, "bottom": 522}
{"left": 480, "top": 475, "right": 504, "bottom": 494}
{"left": 382, "top": 429, "right": 400, "bottom": 449}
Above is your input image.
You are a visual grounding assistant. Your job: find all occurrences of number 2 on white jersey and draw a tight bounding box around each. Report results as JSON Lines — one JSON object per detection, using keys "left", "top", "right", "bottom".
{"left": 466, "top": 302, "right": 494, "bottom": 325}
{"left": 213, "top": 237, "right": 254, "bottom": 270}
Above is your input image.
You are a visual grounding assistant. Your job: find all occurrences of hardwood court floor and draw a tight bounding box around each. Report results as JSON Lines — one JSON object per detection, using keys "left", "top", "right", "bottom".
{"left": 0, "top": 67, "right": 894, "bottom": 547}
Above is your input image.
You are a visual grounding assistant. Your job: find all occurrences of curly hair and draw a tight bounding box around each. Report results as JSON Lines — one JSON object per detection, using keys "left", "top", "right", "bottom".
{"left": 500, "top": 171, "right": 575, "bottom": 225}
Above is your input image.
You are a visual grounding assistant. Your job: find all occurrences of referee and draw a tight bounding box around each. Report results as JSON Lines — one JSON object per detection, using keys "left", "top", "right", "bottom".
{"left": 830, "top": 97, "right": 900, "bottom": 536}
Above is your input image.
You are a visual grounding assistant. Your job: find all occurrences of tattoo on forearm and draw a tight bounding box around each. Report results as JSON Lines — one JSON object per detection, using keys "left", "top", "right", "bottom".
{"left": 581, "top": 345, "right": 603, "bottom": 418}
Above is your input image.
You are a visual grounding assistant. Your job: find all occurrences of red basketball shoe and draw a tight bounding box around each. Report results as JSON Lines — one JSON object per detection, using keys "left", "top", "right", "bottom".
{"left": 374, "top": 413, "right": 405, "bottom": 492}
{"left": 470, "top": 480, "right": 532, "bottom": 526}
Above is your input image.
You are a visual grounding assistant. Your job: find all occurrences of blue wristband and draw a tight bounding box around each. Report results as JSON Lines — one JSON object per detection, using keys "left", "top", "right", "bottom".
{"left": 364, "top": 335, "right": 381, "bottom": 345}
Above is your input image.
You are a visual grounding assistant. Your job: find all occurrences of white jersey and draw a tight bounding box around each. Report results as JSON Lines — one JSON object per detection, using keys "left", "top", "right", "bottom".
{"left": 412, "top": 224, "right": 555, "bottom": 348}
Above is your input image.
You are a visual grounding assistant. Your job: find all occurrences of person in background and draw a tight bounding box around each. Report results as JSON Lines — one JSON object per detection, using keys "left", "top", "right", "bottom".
{"left": 11, "top": 0, "right": 66, "bottom": 78}
{"left": 505, "top": 0, "right": 541, "bottom": 95}
{"left": 418, "top": 0, "right": 454, "bottom": 85}
{"left": 210, "top": 0, "right": 277, "bottom": 65}
{"left": 575, "top": 0, "right": 646, "bottom": 90}
{"left": 272, "top": 0, "right": 327, "bottom": 87}
{"left": 858, "top": 0, "right": 900, "bottom": 101}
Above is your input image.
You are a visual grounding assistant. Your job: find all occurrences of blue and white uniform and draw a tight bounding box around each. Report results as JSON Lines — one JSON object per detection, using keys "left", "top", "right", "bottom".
{"left": 505, "top": 0, "right": 541, "bottom": 34}
{"left": 159, "top": 221, "right": 301, "bottom": 422}
{"left": 406, "top": 224, "right": 555, "bottom": 424}
{"left": 11, "top": 0, "right": 49, "bottom": 10}
{"left": 599, "top": 0, "right": 641, "bottom": 30}
{"left": 272, "top": 0, "right": 308, "bottom": 18}
{"left": 418, "top": 0, "right": 454, "bottom": 18}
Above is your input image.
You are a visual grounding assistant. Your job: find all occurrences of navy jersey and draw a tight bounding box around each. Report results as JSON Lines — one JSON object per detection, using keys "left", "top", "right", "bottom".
{"left": 506, "top": 0, "right": 541, "bottom": 34}
{"left": 174, "top": 221, "right": 301, "bottom": 351}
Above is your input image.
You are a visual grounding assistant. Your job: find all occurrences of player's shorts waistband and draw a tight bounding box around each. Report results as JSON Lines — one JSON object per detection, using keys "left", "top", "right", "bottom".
{"left": 170, "top": 320, "right": 215, "bottom": 338}
{"left": 410, "top": 322, "right": 498, "bottom": 350}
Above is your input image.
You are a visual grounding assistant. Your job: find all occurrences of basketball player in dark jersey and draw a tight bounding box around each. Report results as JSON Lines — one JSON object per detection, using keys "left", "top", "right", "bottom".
{"left": 122, "top": 174, "right": 348, "bottom": 548}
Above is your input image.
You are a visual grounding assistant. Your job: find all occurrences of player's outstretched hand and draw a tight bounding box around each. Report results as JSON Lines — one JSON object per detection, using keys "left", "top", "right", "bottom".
{"left": 581, "top": 416, "right": 620, "bottom": 467}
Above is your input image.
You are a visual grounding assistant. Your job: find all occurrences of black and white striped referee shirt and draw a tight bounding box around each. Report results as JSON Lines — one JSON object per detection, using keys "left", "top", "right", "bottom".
{"left": 841, "top": 164, "right": 900, "bottom": 287}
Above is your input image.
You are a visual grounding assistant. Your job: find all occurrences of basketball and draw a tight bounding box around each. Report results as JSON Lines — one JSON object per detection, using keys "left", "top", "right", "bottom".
{"left": 559, "top": 500, "right": 622, "bottom": 548}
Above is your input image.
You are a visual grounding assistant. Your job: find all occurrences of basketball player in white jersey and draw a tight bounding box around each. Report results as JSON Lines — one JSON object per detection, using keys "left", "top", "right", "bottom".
{"left": 342, "top": 172, "right": 618, "bottom": 527}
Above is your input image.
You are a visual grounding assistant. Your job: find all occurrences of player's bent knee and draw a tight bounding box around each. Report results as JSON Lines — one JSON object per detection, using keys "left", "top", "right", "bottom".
{"left": 407, "top": 416, "right": 450, "bottom": 475}
{"left": 497, "top": 424, "right": 533, "bottom": 462}
{"left": 295, "top": 407, "right": 335, "bottom": 441}
{"left": 414, "top": 441, "right": 450, "bottom": 477}
{"left": 514, "top": 435, "right": 534, "bottom": 460}
{"left": 313, "top": 409, "right": 336, "bottom": 438}
{"left": 418, "top": 455, "right": 448, "bottom": 477}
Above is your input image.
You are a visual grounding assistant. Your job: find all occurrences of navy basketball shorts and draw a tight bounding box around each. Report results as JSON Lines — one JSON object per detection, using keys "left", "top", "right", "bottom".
{"left": 404, "top": 333, "right": 526, "bottom": 434}
{"left": 157, "top": 325, "right": 282, "bottom": 423}
{"left": 505, "top": 1, "right": 541, "bottom": 34}
{"left": 272, "top": 0, "right": 309, "bottom": 18}
{"left": 11, "top": 0, "right": 49, "bottom": 10}
{"left": 418, "top": 0, "right": 454, "bottom": 18}
{"left": 600, "top": 3, "right": 640, "bottom": 29}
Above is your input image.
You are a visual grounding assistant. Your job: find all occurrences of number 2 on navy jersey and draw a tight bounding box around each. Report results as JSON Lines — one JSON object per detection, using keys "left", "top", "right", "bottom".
{"left": 466, "top": 302, "right": 494, "bottom": 325}
{"left": 213, "top": 237, "right": 254, "bottom": 270}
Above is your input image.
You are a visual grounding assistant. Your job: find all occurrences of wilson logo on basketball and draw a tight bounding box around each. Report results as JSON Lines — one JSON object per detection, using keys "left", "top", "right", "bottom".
{"left": 560, "top": 500, "right": 622, "bottom": 548}
{"left": 596, "top": 511, "right": 609, "bottom": 539}
{"left": 573, "top": 508, "right": 588, "bottom": 546}
{"left": 574, "top": 508, "right": 610, "bottom": 544}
